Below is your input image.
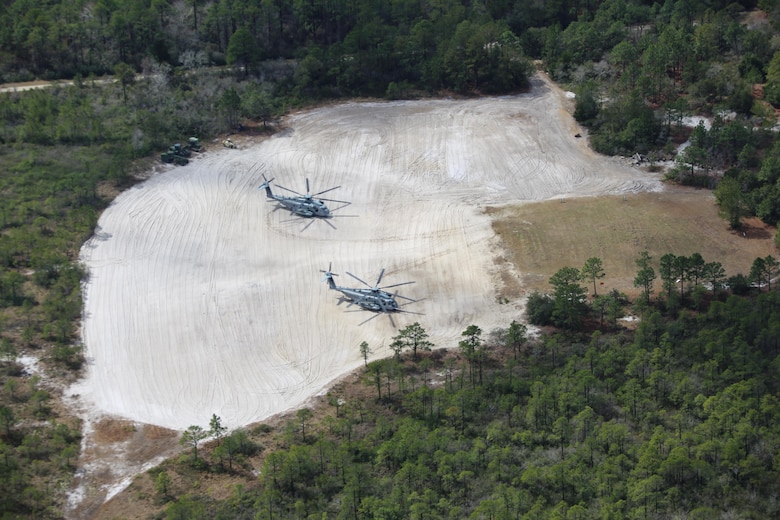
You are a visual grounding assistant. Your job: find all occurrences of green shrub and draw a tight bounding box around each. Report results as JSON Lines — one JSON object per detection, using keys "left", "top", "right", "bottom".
{"left": 526, "top": 291, "right": 554, "bottom": 325}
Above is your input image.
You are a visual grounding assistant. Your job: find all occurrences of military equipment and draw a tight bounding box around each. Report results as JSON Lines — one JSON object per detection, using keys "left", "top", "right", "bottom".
{"left": 259, "top": 175, "right": 350, "bottom": 218}
{"left": 160, "top": 143, "right": 190, "bottom": 165}
{"left": 320, "top": 264, "right": 418, "bottom": 326}
{"left": 188, "top": 137, "right": 202, "bottom": 152}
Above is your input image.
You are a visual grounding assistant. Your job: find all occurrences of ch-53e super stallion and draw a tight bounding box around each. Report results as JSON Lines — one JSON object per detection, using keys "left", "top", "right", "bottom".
{"left": 259, "top": 174, "right": 350, "bottom": 218}
{"left": 320, "top": 264, "right": 419, "bottom": 325}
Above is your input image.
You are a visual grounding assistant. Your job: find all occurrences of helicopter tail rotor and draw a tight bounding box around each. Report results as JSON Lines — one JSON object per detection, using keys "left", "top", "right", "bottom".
{"left": 320, "top": 263, "right": 339, "bottom": 288}
{"left": 259, "top": 174, "right": 276, "bottom": 197}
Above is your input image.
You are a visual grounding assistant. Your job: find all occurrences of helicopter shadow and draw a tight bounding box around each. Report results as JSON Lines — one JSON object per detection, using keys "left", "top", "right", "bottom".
{"left": 274, "top": 209, "right": 337, "bottom": 231}
{"left": 345, "top": 301, "right": 426, "bottom": 328}
{"left": 335, "top": 296, "right": 353, "bottom": 307}
{"left": 273, "top": 206, "right": 359, "bottom": 232}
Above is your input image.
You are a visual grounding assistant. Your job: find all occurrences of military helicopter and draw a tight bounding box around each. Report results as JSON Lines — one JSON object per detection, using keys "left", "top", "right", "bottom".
{"left": 259, "top": 174, "right": 350, "bottom": 218}
{"left": 320, "top": 264, "right": 418, "bottom": 325}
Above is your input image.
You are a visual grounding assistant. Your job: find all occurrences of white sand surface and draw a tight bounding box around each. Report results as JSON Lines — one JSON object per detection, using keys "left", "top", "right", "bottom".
{"left": 72, "top": 74, "right": 661, "bottom": 432}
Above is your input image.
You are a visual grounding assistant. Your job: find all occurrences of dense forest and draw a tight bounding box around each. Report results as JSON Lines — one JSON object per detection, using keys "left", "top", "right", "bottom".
{"left": 0, "top": 0, "right": 780, "bottom": 517}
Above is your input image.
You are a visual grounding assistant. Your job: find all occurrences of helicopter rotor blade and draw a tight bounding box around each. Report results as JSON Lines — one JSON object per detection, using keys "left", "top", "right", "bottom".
{"left": 375, "top": 268, "right": 386, "bottom": 287}
{"left": 346, "top": 271, "right": 372, "bottom": 288}
{"left": 320, "top": 263, "right": 339, "bottom": 281}
{"left": 316, "top": 197, "right": 351, "bottom": 204}
{"left": 278, "top": 209, "right": 309, "bottom": 221}
{"left": 319, "top": 262, "right": 338, "bottom": 274}
{"left": 358, "top": 312, "right": 382, "bottom": 326}
{"left": 381, "top": 280, "right": 415, "bottom": 290}
{"left": 306, "top": 178, "right": 310, "bottom": 195}
{"left": 311, "top": 185, "right": 341, "bottom": 197}
{"left": 275, "top": 184, "right": 305, "bottom": 196}
{"left": 329, "top": 204, "right": 353, "bottom": 214}
{"left": 394, "top": 293, "right": 417, "bottom": 302}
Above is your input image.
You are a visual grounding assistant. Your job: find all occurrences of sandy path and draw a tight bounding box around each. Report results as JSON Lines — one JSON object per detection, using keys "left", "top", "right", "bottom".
{"left": 72, "top": 75, "right": 661, "bottom": 432}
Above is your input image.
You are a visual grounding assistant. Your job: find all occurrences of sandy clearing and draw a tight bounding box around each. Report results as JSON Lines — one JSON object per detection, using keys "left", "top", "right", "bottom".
{"left": 70, "top": 74, "right": 661, "bottom": 433}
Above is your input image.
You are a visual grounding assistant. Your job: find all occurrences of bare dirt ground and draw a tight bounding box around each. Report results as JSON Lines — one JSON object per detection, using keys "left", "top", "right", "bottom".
{"left": 67, "top": 72, "right": 672, "bottom": 516}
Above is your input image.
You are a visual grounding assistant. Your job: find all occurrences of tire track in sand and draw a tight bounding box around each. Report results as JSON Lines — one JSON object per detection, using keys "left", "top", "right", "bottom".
{"left": 74, "top": 74, "right": 662, "bottom": 430}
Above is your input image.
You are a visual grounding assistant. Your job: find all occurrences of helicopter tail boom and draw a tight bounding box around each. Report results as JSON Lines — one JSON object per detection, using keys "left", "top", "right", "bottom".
{"left": 323, "top": 273, "right": 337, "bottom": 290}
{"left": 258, "top": 175, "right": 276, "bottom": 199}
{"left": 320, "top": 264, "right": 339, "bottom": 290}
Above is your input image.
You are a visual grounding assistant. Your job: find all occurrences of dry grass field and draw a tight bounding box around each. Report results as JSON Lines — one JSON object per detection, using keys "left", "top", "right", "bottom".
{"left": 490, "top": 186, "right": 777, "bottom": 298}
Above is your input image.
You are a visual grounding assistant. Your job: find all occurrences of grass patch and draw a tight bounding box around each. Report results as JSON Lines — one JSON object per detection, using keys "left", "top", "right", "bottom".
{"left": 489, "top": 186, "right": 778, "bottom": 297}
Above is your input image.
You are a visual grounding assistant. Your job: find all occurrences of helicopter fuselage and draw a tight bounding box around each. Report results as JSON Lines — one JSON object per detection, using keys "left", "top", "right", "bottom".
{"left": 275, "top": 195, "right": 331, "bottom": 217}
{"left": 322, "top": 272, "right": 401, "bottom": 312}
{"left": 338, "top": 287, "right": 400, "bottom": 312}
{"left": 259, "top": 178, "right": 341, "bottom": 218}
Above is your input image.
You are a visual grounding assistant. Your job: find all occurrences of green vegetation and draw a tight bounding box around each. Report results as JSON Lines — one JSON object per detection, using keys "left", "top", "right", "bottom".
{"left": 1, "top": 0, "right": 780, "bottom": 517}
{"left": 143, "top": 258, "right": 780, "bottom": 518}
{"left": 0, "top": 367, "right": 81, "bottom": 517}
